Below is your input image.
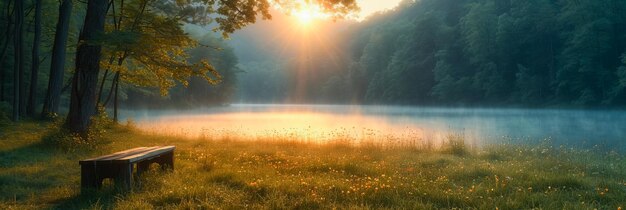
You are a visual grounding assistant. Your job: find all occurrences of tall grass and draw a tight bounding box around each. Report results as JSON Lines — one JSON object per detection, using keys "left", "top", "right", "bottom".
{"left": 442, "top": 134, "right": 469, "bottom": 156}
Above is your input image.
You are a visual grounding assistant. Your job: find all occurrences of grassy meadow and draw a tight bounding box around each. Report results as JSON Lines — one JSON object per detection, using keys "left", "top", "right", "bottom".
{"left": 0, "top": 121, "right": 625, "bottom": 209}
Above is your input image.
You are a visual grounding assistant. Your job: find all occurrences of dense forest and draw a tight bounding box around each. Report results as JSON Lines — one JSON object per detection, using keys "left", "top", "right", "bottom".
{"left": 234, "top": 0, "right": 626, "bottom": 107}
{"left": 346, "top": 0, "right": 626, "bottom": 106}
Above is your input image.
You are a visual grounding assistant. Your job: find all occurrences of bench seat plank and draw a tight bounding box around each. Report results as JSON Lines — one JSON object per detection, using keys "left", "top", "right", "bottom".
{"left": 79, "top": 147, "right": 157, "bottom": 163}
{"left": 115, "top": 146, "right": 175, "bottom": 163}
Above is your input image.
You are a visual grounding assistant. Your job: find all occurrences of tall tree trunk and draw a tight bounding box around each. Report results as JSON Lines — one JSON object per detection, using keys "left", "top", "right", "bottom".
{"left": 0, "top": 0, "right": 12, "bottom": 102}
{"left": 65, "top": 0, "right": 107, "bottom": 134}
{"left": 42, "top": 0, "right": 71, "bottom": 118}
{"left": 0, "top": 0, "right": 13, "bottom": 67}
{"left": 17, "top": 1, "right": 25, "bottom": 117}
{"left": 27, "top": 0, "right": 42, "bottom": 117}
{"left": 12, "top": 0, "right": 23, "bottom": 121}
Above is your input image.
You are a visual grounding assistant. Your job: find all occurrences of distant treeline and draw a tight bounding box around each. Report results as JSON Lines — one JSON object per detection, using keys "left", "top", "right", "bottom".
{"left": 316, "top": 0, "right": 626, "bottom": 107}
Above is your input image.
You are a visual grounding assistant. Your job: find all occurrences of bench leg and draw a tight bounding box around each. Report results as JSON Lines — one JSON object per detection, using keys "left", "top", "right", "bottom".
{"left": 115, "top": 163, "right": 133, "bottom": 190}
{"left": 137, "top": 161, "right": 150, "bottom": 176}
{"left": 81, "top": 164, "right": 100, "bottom": 190}
{"left": 158, "top": 152, "right": 174, "bottom": 171}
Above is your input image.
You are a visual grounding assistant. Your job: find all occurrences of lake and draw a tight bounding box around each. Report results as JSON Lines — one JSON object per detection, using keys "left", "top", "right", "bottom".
{"left": 124, "top": 104, "right": 626, "bottom": 151}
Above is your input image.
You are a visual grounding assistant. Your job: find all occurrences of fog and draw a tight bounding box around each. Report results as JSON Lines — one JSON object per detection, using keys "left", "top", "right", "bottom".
{"left": 123, "top": 104, "right": 626, "bottom": 151}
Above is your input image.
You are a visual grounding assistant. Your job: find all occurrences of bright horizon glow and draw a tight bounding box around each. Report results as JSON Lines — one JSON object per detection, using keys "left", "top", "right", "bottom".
{"left": 275, "top": 0, "right": 404, "bottom": 28}
{"left": 285, "top": 0, "right": 330, "bottom": 27}
{"left": 275, "top": 0, "right": 330, "bottom": 28}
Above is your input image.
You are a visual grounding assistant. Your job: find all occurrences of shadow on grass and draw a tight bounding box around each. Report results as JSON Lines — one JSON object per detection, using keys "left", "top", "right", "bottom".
{"left": 0, "top": 136, "right": 120, "bottom": 209}
{"left": 0, "top": 140, "right": 69, "bottom": 168}
{"left": 0, "top": 142, "right": 63, "bottom": 199}
{"left": 50, "top": 187, "right": 120, "bottom": 210}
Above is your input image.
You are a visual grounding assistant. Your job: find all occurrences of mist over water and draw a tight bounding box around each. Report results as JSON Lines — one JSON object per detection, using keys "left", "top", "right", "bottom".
{"left": 124, "top": 104, "right": 626, "bottom": 151}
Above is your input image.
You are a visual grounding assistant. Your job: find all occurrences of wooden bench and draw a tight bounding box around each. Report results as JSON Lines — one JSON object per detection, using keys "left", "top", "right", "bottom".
{"left": 79, "top": 146, "right": 175, "bottom": 190}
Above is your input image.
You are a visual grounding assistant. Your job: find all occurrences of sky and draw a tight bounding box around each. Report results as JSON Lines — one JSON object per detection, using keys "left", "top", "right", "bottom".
{"left": 357, "top": 0, "right": 404, "bottom": 20}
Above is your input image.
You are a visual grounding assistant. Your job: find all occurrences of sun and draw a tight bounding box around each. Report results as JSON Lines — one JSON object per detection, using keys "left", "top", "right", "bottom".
{"left": 289, "top": 1, "right": 329, "bottom": 26}
{"left": 294, "top": 8, "right": 315, "bottom": 24}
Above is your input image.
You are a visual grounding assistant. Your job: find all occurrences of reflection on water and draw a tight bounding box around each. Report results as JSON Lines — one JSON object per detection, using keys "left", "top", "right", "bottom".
{"left": 125, "top": 104, "right": 626, "bottom": 151}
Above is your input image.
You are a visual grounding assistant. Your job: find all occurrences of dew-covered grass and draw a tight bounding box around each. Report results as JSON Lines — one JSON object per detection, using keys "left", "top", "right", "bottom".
{"left": 0, "top": 121, "right": 625, "bottom": 209}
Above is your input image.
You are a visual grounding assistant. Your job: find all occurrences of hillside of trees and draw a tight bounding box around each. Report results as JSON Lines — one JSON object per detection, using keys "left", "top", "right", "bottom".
{"left": 233, "top": 0, "right": 626, "bottom": 107}
{"left": 340, "top": 0, "right": 626, "bottom": 106}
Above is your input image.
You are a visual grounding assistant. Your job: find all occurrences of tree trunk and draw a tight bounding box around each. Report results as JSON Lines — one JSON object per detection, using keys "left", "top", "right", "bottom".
{"left": 27, "top": 0, "right": 42, "bottom": 117}
{"left": 65, "top": 0, "right": 107, "bottom": 134}
{"left": 0, "top": 0, "right": 12, "bottom": 102}
{"left": 112, "top": 56, "right": 124, "bottom": 122}
{"left": 96, "top": 68, "right": 109, "bottom": 107}
{"left": 0, "top": 0, "right": 13, "bottom": 68}
{"left": 12, "top": 0, "right": 23, "bottom": 121}
{"left": 103, "top": 72, "right": 118, "bottom": 107}
{"left": 42, "top": 0, "right": 72, "bottom": 118}
{"left": 96, "top": 55, "right": 118, "bottom": 107}
{"left": 17, "top": 4, "right": 25, "bottom": 118}
{"left": 113, "top": 74, "right": 119, "bottom": 122}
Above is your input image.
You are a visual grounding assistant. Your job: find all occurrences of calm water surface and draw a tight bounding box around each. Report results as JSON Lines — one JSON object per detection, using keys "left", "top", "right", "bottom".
{"left": 124, "top": 104, "right": 626, "bottom": 151}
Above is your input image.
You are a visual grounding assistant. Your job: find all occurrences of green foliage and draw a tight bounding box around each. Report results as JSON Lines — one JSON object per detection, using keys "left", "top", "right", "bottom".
{"left": 100, "top": 0, "right": 221, "bottom": 97}
{"left": 123, "top": 27, "right": 240, "bottom": 107}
